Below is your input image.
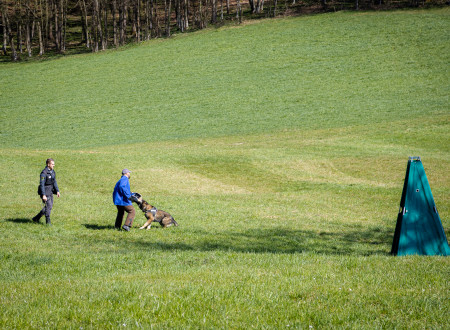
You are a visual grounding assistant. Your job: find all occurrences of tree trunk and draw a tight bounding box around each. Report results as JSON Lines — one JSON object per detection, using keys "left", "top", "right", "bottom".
{"left": 52, "top": 0, "right": 65, "bottom": 53}
{"left": 152, "top": 0, "right": 160, "bottom": 37}
{"left": 202, "top": 0, "right": 208, "bottom": 28}
{"left": 211, "top": 0, "right": 217, "bottom": 23}
{"left": 249, "top": 0, "right": 255, "bottom": 13}
{"left": 44, "top": 0, "right": 50, "bottom": 49}
{"left": 23, "top": 6, "right": 33, "bottom": 57}
{"left": 197, "top": 0, "right": 202, "bottom": 28}
{"left": 144, "top": 0, "right": 149, "bottom": 39}
{"left": 2, "top": 6, "right": 19, "bottom": 61}
{"left": 17, "top": 23, "right": 23, "bottom": 54}
{"left": 61, "top": 0, "right": 66, "bottom": 52}
{"left": 136, "top": 0, "right": 140, "bottom": 42}
{"left": 1, "top": 8, "right": 8, "bottom": 56}
{"left": 164, "top": 0, "right": 171, "bottom": 37}
{"left": 111, "top": 0, "right": 118, "bottom": 47}
{"left": 256, "top": 0, "right": 264, "bottom": 13}
{"left": 35, "top": 0, "right": 45, "bottom": 55}
{"left": 26, "top": 18, "right": 32, "bottom": 57}
{"left": 48, "top": 0, "right": 54, "bottom": 44}
{"left": 236, "top": 0, "right": 242, "bottom": 23}
{"left": 175, "top": 0, "right": 187, "bottom": 32}
{"left": 119, "top": 0, "right": 128, "bottom": 46}
{"left": 92, "top": 0, "right": 99, "bottom": 52}
{"left": 184, "top": 0, "right": 189, "bottom": 30}
{"left": 37, "top": 20, "right": 44, "bottom": 55}
{"left": 54, "top": 0, "right": 60, "bottom": 51}
{"left": 31, "top": 19, "right": 35, "bottom": 39}
{"left": 81, "top": 0, "right": 90, "bottom": 48}
{"left": 96, "top": 0, "right": 104, "bottom": 50}
{"left": 175, "top": 0, "right": 180, "bottom": 31}
{"left": 103, "top": 1, "right": 108, "bottom": 50}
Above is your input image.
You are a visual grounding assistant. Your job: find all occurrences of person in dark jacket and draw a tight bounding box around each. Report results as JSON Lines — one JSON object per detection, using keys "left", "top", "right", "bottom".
{"left": 32, "top": 158, "right": 60, "bottom": 225}
{"left": 113, "top": 169, "right": 135, "bottom": 231}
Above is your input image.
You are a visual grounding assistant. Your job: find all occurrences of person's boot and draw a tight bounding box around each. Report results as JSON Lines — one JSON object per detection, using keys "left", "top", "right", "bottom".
{"left": 45, "top": 217, "right": 51, "bottom": 226}
{"left": 122, "top": 218, "right": 133, "bottom": 232}
{"left": 32, "top": 213, "right": 42, "bottom": 223}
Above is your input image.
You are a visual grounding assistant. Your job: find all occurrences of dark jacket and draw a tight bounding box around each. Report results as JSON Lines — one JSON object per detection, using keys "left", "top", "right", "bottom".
{"left": 38, "top": 167, "right": 59, "bottom": 196}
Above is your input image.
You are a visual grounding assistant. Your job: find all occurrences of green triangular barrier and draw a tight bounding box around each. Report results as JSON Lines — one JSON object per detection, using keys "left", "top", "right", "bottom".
{"left": 391, "top": 157, "right": 450, "bottom": 256}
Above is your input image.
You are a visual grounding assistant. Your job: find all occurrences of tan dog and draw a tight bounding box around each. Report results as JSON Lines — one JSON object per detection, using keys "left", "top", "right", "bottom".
{"left": 130, "top": 193, "right": 178, "bottom": 229}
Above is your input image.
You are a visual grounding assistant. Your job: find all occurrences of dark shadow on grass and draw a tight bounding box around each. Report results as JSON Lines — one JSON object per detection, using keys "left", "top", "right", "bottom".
{"left": 115, "top": 225, "right": 394, "bottom": 256}
{"left": 5, "top": 218, "right": 37, "bottom": 224}
{"left": 83, "top": 224, "right": 116, "bottom": 230}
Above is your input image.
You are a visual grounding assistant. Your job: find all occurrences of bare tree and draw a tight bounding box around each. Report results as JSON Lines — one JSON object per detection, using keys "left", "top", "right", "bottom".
{"left": 164, "top": 0, "right": 171, "bottom": 37}
{"left": 1, "top": 2, "right": 19, "bottom": 61}
{"left": 102, "top": 0, "right": 108, "bottom": 49}
{"left": 80, "top": 0, "right": 89, "bottom": 48}
{"left": 211, "top": 0, "right": 217, "bottom": 23}
{"left": 110, "top": 0, "right": 118, "bottom": 46}
{"left": 2, "top": 0, "right": 401, "bottom": 62}
{"left": 25, "top": 4, "right": 32, "bottom": 56}
{"left": 236, "top": 0, "right": 242, "bottom": 23}
{"left": 119, "top": 0, "right": 128, "bottom": 45}
{"left": 1, "top": 4, "right": 9, "bottom": 55}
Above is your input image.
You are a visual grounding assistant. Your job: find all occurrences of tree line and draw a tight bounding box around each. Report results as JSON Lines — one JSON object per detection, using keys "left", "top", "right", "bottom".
{"left": 0, "top": 0, "right": 445, "bottom": 62}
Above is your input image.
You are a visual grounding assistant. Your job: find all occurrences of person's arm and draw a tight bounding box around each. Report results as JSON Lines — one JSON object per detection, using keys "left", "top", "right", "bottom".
{"left": 53, "top": 172, "right": 60, "bottom": 197}
{"left": 124, "top": 178, "right": 132, "bottom": 199}
{"left": 40, "top": 171, "right": 47, "bottom": 201}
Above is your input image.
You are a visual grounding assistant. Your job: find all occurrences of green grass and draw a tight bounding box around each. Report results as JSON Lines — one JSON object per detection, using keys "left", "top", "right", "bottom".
{"left": 1, "top": 8, "right": 449, "bottom": 328}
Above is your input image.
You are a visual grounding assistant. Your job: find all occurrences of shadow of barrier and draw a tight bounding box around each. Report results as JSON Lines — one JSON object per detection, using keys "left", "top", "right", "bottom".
{"left": 102, "top": 226, "right": 394, "bottom": 256}
{"left": 4, "top": 219, "right": 393, "bottom": 255}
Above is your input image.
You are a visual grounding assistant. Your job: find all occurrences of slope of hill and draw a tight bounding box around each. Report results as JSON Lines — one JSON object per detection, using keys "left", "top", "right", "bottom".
{"left": 1, "top": 8, "right": 448, "bottom": 149}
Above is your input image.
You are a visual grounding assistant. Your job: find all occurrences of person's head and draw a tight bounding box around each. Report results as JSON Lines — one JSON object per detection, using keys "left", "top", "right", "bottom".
{"left": 46, "top": 158, "right": 55, "bottom": 170}
{"left": 122, "top": 168, "right": 131, "bottom": 178}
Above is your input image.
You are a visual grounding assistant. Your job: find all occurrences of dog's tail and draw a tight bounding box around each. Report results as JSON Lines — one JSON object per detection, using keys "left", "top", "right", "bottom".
{"left": 171, "top": 217, "right": 179, "bottom": 227}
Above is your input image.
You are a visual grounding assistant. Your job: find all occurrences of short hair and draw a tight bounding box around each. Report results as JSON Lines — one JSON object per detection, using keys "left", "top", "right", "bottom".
{"left": 46, "top": 158, "right": 54, "bottom": 165}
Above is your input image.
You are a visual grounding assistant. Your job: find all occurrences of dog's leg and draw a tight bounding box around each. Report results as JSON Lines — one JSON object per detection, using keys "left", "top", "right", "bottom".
{"left": 140, "top": 219, "right": 153, "bottom": 229}
{"left": 140, "top": 214, "right": 154, "bottom": 229}
{"left": 161, "top": 217, "right": 174, "bottom": 228}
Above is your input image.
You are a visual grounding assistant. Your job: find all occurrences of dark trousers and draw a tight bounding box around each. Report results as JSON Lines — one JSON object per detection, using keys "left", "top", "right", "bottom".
{"left": 115, "top": 205, "right": 135, "bottom": 228}
{"left": 34, "top": 194, "right": 53, "bottom": 223}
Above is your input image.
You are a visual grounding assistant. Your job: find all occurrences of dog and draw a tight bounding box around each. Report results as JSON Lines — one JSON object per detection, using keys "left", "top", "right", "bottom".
{"left": 130, "top": 192, "right": 178, "bottom": 229}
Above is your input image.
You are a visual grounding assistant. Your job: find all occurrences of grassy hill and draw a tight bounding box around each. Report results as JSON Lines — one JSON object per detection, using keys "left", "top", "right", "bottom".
{"left": 1, "top": 8, "right": 449, "bottom": 328}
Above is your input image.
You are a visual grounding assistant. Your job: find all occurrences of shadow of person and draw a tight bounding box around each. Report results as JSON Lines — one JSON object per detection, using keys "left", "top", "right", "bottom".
{"left": 5, "top": 218, "right": 37, "bottom": 224}
{"left": 83, "top": 224, "right": 116, "bottom": 230}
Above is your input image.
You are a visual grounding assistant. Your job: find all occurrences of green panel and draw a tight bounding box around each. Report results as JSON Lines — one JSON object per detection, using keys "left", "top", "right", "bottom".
{"left": 396, "top": 159, "right": 450, "bottom": 256}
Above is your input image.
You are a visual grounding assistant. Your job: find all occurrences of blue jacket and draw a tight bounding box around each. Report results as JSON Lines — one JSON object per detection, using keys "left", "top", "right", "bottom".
{"left": 113, "top": 175, "right": 132, "bottom": 206}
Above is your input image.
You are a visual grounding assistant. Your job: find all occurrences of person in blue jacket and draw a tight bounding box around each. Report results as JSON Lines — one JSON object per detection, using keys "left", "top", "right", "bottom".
{"left": 113, "top": 169, "right": 136, "bottom": 231}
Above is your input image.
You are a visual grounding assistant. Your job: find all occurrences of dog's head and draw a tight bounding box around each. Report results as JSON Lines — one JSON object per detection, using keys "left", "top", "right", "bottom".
{"left": 130, "top": 192, "right": 143, "bottom": 204}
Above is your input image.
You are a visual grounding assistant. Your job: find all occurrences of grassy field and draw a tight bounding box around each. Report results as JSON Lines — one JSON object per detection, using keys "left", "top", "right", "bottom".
{"left": 1, "top": 8, "right": 449, "bottom": 328}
